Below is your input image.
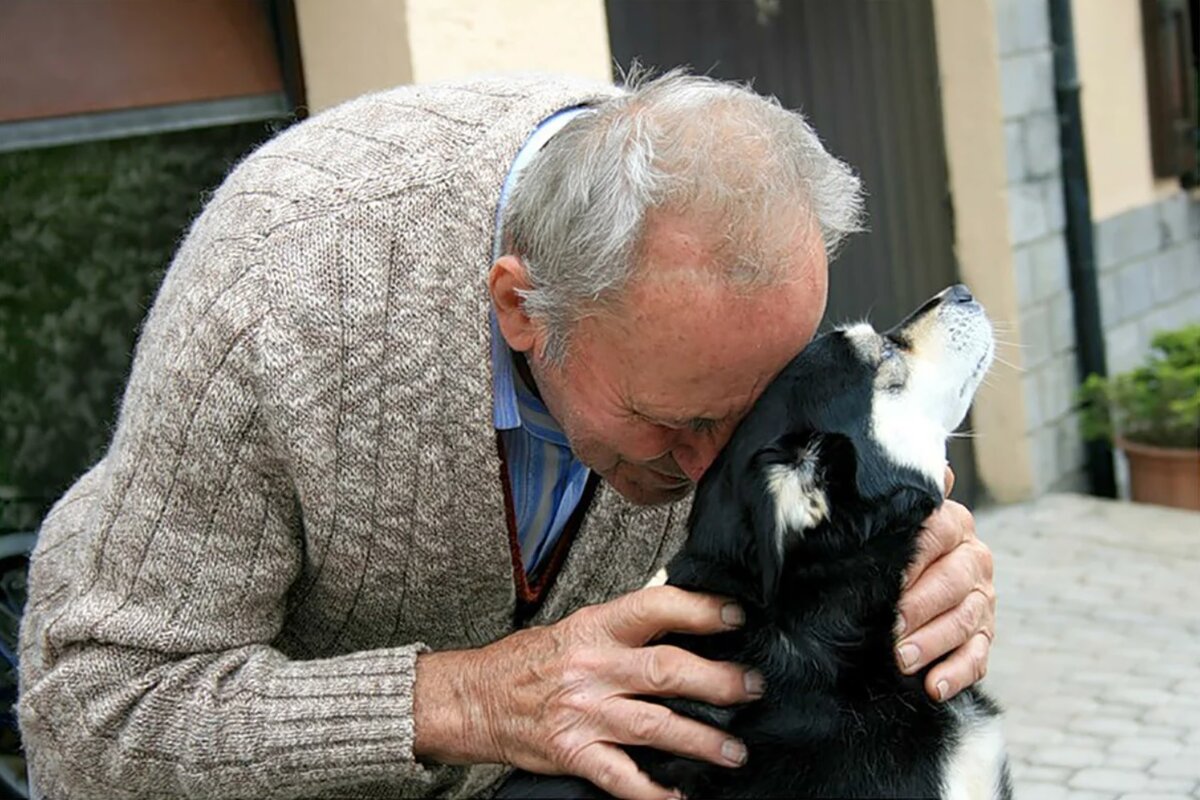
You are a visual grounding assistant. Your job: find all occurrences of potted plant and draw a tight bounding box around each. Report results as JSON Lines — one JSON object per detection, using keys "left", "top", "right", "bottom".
{"left": 1078, "top": 325, "right": 1200, "bottom": 511}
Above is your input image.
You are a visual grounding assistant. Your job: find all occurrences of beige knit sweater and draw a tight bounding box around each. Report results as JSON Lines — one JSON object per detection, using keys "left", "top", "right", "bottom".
{"left": 18, "top": 75, "right": 690, "bottom": 799}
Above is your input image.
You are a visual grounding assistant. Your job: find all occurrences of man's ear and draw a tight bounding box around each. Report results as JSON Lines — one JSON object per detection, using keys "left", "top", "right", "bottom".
{"left": 489, "top": 255, "right": 540, "bottom": 353}
{"left": 750, "top": 432, "right": 829, "bottom": 604}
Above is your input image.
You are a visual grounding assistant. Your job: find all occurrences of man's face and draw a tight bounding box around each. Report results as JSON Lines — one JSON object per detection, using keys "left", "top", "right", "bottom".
{"left": 525, "top": 212, "right": 829, "bottom": 505}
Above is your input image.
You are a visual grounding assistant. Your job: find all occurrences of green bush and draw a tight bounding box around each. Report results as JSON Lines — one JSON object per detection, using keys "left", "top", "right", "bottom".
{"left": 1077, "top": 325, "right": 1200, "bottom": 450}
{"left": 0, "top": 122, "right": 278, "bottom": 532}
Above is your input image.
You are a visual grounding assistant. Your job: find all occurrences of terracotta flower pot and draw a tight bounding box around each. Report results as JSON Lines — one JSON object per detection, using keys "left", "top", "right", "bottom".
{"left": 1117, "top": 437, "right": 1200, "bottom": 512}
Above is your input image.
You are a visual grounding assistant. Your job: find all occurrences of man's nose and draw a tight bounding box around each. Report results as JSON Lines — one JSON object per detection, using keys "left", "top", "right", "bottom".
{"left": 673, "top": 437, "right": 724, "bottom": 483}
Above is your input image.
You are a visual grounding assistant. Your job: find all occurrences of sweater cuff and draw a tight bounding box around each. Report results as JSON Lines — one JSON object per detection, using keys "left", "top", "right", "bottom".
{"left": 246, "top": 643, "right": 438, "bottom": 792}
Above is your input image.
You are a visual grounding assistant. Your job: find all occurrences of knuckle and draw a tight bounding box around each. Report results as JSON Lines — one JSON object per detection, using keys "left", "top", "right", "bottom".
{"left": 953, "top": 604, "right": 978, "bottom": 642}
{"left": 558, "top": 687, "right": 593, "bottom": 714}
{"left": 570, "top": 604, "right": 605, "bottom": 635}
{"left": 972, "top": 634, "right": 990, "bottom": 679}
{"left": 550, "top": 729, "right": 588, "bottom": 764}
{"left": 972, "top": 539, "right": 994, "bottom": 577}
{"left": 974, "top": 652, "right": 989, "bottom": 682}
{"left": 561, "top": 647, "right": 602, "bottom": 684}
{"left": 628, "top": 705, "right": 673, "bottom": 743}
{"left": 643, "top": 649, "right": 675, "bottom": 693}
{"left": 589, "top": 759, "right": 621, "bottom": 792}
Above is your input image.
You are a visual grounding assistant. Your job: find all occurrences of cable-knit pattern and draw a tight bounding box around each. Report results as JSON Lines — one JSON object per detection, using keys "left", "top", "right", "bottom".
{"left": 18, "top": 75, "right": 689, "bottom": 799}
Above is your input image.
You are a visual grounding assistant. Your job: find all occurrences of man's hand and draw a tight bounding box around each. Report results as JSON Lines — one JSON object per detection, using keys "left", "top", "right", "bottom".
{"left": 414, "top": 587, "right": 763, "bottom": 800}
{"left": 893, "top": 467, "right": 996, "bottom": 702}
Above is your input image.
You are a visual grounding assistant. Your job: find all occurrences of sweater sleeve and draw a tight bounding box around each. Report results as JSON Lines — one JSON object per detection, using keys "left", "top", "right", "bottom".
{"left": 17, "top": 187, "right": 450, "bottom": 799}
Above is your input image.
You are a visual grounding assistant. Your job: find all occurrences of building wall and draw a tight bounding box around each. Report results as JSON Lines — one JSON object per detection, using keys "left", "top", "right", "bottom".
{"left": 1071, "top": 0, "right": 1179, "bottom": 220}
{"left": 990, "top": 0, "right": 1200, "bottom": 497}
{"left": 404, "top": 0, "right": 611, "bottom": 85}
{"left": 994, "top": 0, "right": 1086, "bottom": 492}
{"left": 1073, "top": 0, "right": 1200, "bottom": 492}
{"left": 933, "top": 0, "right": 1035, "bottom": 503}
{"left": 294, "top": 0, "right": 414, "bottom": 113}
{"left": 294, "top": 0, "right": 612, "bottom": 113}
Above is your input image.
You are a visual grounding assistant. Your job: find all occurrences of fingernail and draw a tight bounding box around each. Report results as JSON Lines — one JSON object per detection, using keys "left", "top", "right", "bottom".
{"left": 720, "top": 602, "right": 746, "bottom": 628}
{"left": 896, "top": 642, "right": 920, "bottom": 671}
{"left": 744, "top": 670, "right": 766, "bottom": 697}
{"left": 893, "top": 615, "right": 907, "bottom": 638}
{"left": 936, "top": 679, "right": 951, "bottom": 701}
{"left": 721, "top": 738, "right": 748, "bottom": 766}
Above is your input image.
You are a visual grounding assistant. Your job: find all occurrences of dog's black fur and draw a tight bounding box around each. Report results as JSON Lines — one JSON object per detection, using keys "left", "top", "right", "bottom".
{"left": 497, "top": 294, "right": 1009, "bottom": 800}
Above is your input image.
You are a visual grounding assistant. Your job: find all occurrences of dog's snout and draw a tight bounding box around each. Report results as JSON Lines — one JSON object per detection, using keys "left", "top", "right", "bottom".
{"left": 947, "top": 284, "right": 974, "bottom": 305}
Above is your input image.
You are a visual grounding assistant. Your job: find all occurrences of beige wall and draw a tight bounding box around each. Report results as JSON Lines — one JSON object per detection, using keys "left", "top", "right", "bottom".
{"left": 295, "top": 0, "right": 612, "bottom": 113}
{"left": 405, "top": 0, "right": 611, "bottom": 85}
{"left": 933, "top": 0, "right": 1035, "bottom": 502}
{"left": 1072, "top": 0, "right": 1179, "bottom": 221}
{"left": 294, "top": 0, "right": 414, "bottom": 113}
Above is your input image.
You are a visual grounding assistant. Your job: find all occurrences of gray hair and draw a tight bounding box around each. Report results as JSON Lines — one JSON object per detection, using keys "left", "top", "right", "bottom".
{"left": 503, "top": 69, "right": 865, "bottom": 363}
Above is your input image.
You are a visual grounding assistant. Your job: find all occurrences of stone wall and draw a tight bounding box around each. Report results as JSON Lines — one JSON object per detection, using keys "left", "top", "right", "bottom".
{"left": 995, "top": 0, "right": 1087, "bottom": 492}
{"left": 1096, "top": 195, "right": 1200, "bottom": 376}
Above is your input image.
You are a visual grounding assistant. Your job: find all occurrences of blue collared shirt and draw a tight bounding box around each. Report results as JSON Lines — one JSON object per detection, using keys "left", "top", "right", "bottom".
{"left": 491, "top": 106, "right": 594, "bottom": 575}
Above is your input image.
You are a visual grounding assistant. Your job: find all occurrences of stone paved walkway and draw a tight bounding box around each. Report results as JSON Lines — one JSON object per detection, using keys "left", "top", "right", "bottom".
{"left": 979, "top": 494, "right": 1200, "bottom": 800}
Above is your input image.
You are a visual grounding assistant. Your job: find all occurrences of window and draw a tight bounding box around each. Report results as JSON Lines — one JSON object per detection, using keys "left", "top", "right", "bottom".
{"left": 1141, "top": 0, "right": 1199, "bottom": 182}
{"left": 0, "top": 0, "right": 304, "bottom": 152}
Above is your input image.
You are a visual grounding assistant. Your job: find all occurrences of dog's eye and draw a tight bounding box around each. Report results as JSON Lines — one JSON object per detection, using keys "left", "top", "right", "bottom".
{"left": 881, "top": 340, "right": 898, "bottom": 360}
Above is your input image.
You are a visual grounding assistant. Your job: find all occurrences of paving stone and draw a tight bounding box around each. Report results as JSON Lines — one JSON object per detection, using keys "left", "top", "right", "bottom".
{"left": 1142, "top": 704, "right": 1200, "bottom": 728}
{"left": 1014, "top": 763, "right": 1075, "bottom": 782}
{"left": 1069, "top": 768, "right": 1149, "bottom": 792}
{"left": 1031, "top": 745, "right": 1106, "bottom": 769}
{"left": 1148, "top": 755, "right": 1200, "bottom": 779}
{"left": 1067, "top": 716, "right": 1143, "bottom": 738}
{"left": 1023, "top": 783, "right": 1071, "bottom": 800}
{"left": 1133, "top": 725, "right": 1186, "bottom": 742}
{"left": 1141, "top": 777, "right": 1197, "bottom": 793}
{"left": 1107, "top": 687, "right": 1180, "bottom": 708}
{"left": 1105, "top": 754, "right": 1154, "bottom": 771}
{"left": 1107, "top": 737, "right": 1184, "bottom": 760}
{"left": 979, "top": 495, "right": 1200, "bottom": 800}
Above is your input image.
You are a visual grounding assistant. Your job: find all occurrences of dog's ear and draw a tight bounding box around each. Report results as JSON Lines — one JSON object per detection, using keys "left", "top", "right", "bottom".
{"left": 749, "top": 432, "right": 830, "bottom": 604}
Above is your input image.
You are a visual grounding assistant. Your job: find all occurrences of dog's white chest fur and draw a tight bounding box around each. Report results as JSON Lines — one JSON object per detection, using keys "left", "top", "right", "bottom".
{"left": 940, "top": 699, "right": 1008, "bottom": 800}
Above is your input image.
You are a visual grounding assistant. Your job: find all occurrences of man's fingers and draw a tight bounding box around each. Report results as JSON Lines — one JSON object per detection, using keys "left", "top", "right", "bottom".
{"left": 600, "top": 586, "right": 745, "bottom": 646}
{"left": 571, "top": 742, "right": 679, "bottom": 800}
{"left": 617, "top": 645, "right": 764, "bottom": 706}
{"left": 944, "top": 465, "right": 956, "bottom": 496}
{"left": 895, "top": 587, "right": 994, "bottom": 675}
{"left": 898, "top": 533, "right": 994, "bottom": 638}
{"left": 610, "top": 697, "right": 748, "bottom": 769}
{"left": 924, "top": 630, "right": 993, "bottom": 702}
{"left": 902, "top": 500, "right": 975, "bottom": 590}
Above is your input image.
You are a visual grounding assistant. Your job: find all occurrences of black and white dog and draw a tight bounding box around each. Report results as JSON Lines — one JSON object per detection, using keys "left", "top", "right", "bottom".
{"left": 501, "top": 284, "right": 1010, "bottom": 799}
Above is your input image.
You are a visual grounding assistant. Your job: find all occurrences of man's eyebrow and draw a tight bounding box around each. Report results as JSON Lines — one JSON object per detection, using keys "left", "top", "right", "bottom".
{"left": 635, "top": 409, "right": 724, "bottom": 427}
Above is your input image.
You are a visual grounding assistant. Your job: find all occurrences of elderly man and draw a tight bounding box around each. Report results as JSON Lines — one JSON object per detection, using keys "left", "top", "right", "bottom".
{"left": 19, "top": 73, "right": 995, "bottom": 800}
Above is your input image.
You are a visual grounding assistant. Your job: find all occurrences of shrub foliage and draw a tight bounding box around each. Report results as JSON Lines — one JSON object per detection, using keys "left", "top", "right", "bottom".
{"left": 1078, "top": 325, "right": 1200, "bottom": 450}
{"left": 0, "top": 123, "right": 275, "bottom": 532}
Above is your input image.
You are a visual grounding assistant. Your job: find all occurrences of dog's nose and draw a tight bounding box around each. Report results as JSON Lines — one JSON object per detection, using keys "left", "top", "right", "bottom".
{"left": 947, "top": 284, "right": 974, "bottom": 304}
